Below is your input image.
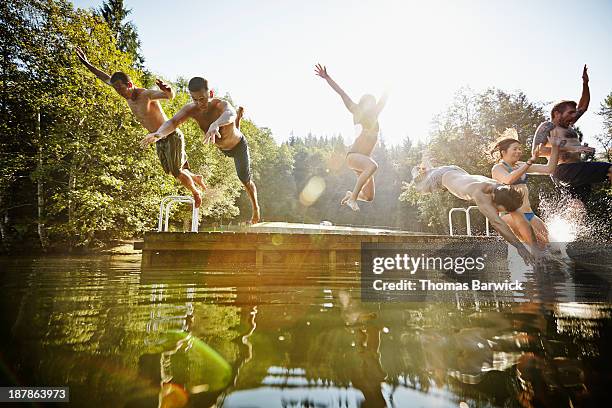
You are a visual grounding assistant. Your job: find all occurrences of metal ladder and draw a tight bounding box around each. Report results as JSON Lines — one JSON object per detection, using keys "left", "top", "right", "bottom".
{"left": 448, "top": 205, "right": 491, "bottom": 236}
{"left": 158, "top": 196, "right": 199, "bottom": 232}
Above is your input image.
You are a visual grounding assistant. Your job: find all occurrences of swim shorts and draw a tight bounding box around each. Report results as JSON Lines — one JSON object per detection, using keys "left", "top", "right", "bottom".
{"left": 221, "top": 136, "right": 252, "bottom": 184}
{"left": 156, "top": 130, "right": 188, "bottom": 177}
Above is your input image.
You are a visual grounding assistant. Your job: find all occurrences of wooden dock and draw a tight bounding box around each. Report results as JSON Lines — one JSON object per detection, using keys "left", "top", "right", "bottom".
{"left": 139, "top": 222, "right": 501, "bottom": 268}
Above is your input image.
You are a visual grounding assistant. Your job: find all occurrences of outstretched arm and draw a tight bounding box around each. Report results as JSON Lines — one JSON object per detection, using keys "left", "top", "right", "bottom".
{"left": 75, "top": 47, "right": 112, "bottom": 84}
{"left": 315, "top": 64, "right": 357, "bottom": 113}
{"left": 575, "top": 64, "right": 589, "bottom": 121}
{"left": 494, "top": 136, "right": 562, "bottom": 182}
{"left": 528, "top": 133, "right": 562, "bottom": 175}
{"left": 140, "top": 103, "right": 195, "bottom": 147}
{"left": 492, "top": 160, "right": 532, "bottom": 185}
{"left": 532, "top": 123, "right": 594, "bottom": 158}
{"left": 205, "top": 100, "right": 237, "bottom": 144}
{"left": 474, "top": 195, "right": 535, "bottom": 265}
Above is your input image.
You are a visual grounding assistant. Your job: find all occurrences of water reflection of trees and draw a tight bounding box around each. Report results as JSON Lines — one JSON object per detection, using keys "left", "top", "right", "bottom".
{"left": 224, "top": 293, "right": 611, "bottom": 407}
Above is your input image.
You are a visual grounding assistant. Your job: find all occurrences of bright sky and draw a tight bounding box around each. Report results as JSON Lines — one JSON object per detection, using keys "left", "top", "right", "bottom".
{"left": 73, "top": 0, "right": 612, "bottom": 148}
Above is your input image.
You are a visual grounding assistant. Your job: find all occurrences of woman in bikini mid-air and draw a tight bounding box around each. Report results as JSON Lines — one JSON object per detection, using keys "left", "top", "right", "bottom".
{"left": 315, "top": 63, "right": 388, "bottom": 211}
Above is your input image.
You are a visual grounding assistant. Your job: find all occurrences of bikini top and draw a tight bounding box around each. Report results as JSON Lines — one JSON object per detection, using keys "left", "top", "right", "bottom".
{"left": 501, "top": 161, "right": 528, "bottom": 185}
{"left": 353, "top": 109, "right": 379, "bottom": 138}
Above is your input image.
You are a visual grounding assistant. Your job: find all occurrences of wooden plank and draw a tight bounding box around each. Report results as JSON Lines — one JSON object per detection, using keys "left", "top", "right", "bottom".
{"left": 143, "top": 235, "right": 498, "bottom": 251}
{"left": 141, "top": 222, "right": 502, "bottom": 266}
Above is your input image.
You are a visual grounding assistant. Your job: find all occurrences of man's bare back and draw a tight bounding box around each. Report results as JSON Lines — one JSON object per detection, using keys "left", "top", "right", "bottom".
{"left": 443, "top": 172, "right": 497, "bottom": 202}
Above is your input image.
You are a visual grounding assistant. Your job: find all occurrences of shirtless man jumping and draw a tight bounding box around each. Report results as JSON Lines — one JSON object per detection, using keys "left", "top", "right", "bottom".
{"left": 141, "top": 77, "right": 260, "bottom": 224}
{"left": 414, "top": 162, "right": 536, "bottom": 265}
{"left": 75, "top": 48, "right": 205, "bottom": 207}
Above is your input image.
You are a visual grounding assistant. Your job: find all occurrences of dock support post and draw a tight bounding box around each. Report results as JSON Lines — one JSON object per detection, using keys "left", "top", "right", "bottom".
{"left": 329, "top": 250, "right": 337, "bottom": 271}
{"left": 256, "top": 250, "right": 263, "bottom": 268}
{"left": 142, "top": 250, "right": 152, "bottom": 267}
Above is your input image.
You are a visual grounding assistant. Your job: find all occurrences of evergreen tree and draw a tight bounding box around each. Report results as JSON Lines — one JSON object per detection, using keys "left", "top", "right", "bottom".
{"left": 97, "top": 0, "right": 144, "bottom": 69}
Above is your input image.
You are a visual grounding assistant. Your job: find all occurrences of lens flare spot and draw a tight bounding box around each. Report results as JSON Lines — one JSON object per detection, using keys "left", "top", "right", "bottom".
{"left": 299, "top": 176, "right": 326, "bottom": 207}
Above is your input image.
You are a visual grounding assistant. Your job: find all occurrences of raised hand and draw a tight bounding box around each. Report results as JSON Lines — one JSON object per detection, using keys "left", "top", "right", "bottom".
{"left": 314, "top": 63, "right": 329, "bottom": 80}
{"left": 529, "top": 144, "right": 541, "bottom": 162}
{"left": 547, "top": 133, "right": 562, "bottom": 147}
{"left": 156, "top": 79, "right": 172, "bottom": 96}
{"left": 582, "top": 64, "right": 589, "bottom": 83}
{"left": 75, "top": 47, "right": 89, "bottom": 64}
{"left": 140, "top": 133, "right": 159, "bottom": 148}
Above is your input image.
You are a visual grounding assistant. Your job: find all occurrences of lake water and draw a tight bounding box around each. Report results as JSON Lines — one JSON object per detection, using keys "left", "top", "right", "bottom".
{"left": 0, "top": 254, "right": 611, "bottom": 407}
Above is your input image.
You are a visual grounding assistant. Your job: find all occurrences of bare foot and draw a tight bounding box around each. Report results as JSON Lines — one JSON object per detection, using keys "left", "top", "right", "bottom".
{"left": 192, "top": 190, "right": 202, "bottom": 208}
{"left": 341, "top": 190, "right": 359, "bottom": 211}
{"left": 411, "top": 165, "right": 429, "bottom": 184}
{"left": 340, "top": 190, "right": 352, "bottom": 205}
{"left": 250, "top": 207, "right": 261, "bottom": 224}
{"left": 345, "top": 198, "right": 359, "bottom": 211}
{"left": 235, "top": 106, "right": 244, "bottom": 129}
{"left": 192, "top": 175, "right": 207, "bottom": 191}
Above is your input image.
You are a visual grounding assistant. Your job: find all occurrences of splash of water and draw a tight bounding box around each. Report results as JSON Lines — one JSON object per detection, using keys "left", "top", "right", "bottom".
{"left": 538, "top": 194, "right": 590, "bottom": 242}
{"left": 546, "top": 215, "right": 579, "bottom": 242}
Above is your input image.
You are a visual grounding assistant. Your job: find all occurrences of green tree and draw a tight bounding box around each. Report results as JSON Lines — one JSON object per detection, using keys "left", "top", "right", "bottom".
{"left": 596, "top": 92, "right": 612, "bottom": 162}
{"left": 97, "top": 0, "right": 144, "bottom": 69}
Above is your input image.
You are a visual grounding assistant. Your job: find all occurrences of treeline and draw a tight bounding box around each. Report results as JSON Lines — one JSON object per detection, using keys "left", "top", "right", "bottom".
{"left": 1, "top": 0, "right": 611, "bottom": 253}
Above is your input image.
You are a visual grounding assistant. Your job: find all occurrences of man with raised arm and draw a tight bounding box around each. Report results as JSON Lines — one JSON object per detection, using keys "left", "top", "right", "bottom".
{"left": 413, "top": 158, "right": 539, "bottom": 266}
{"left": 75, "top": 48, "right": 205, "bottom": 208}
{"left": 141, "top": 77, "right": 260, "bottom": 224}
{"left": 532, "top": 65, "right": 611, "bottom": 200}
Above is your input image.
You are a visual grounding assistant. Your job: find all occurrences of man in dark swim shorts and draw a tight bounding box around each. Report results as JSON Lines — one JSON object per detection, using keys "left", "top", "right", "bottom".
{"left": 532, "top": 65, "right": 611, "bottom": 201}
{"left": 142, "top": 78, "right": 261, "bottom": 224}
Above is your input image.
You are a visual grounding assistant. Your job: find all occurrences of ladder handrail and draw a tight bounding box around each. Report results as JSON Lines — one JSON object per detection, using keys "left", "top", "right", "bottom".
{"left": 449, "top": 206, "right": 491, "bottom": 237}
{"left": 157, "top": 196, "right": 199, "bottom": 232}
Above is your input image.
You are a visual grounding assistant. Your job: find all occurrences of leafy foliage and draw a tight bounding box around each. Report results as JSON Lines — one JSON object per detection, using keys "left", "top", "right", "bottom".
{"left": 1, "top": 1, "right": 610, "bottom": 252}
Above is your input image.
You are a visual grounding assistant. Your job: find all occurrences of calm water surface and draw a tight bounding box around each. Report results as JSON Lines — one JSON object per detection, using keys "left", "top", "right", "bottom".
{"left": 0, "top": 255, "right": 611, "bottom": 407}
